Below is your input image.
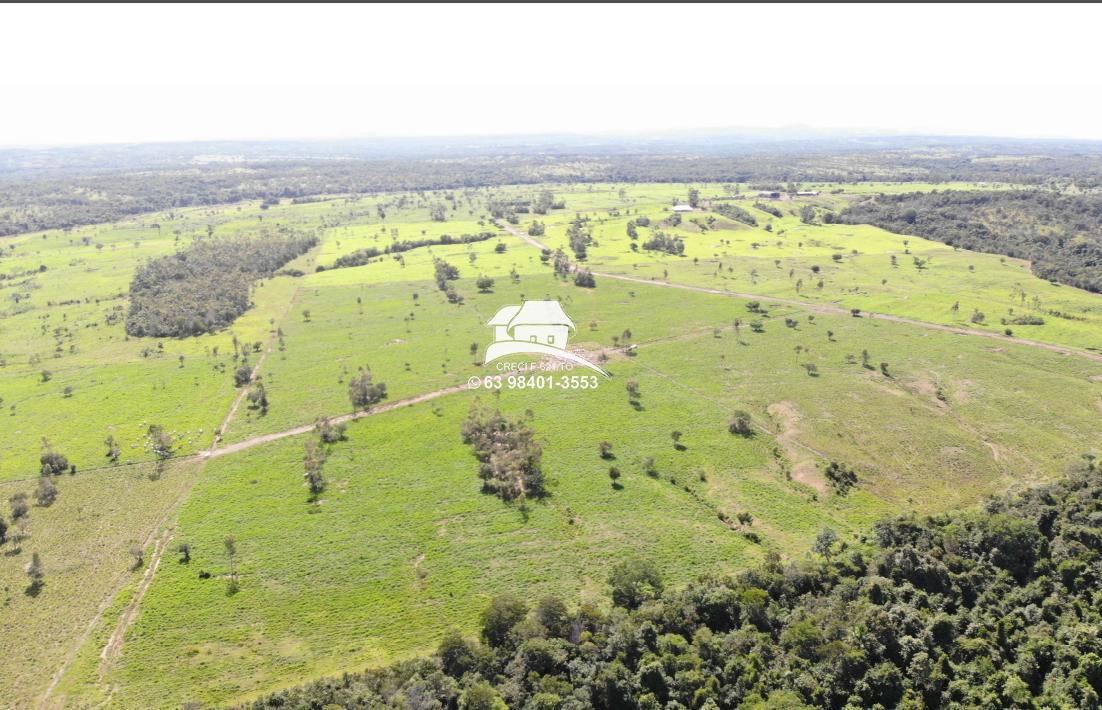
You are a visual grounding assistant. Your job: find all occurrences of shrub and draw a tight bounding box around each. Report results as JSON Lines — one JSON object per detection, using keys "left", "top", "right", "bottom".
{"left": 348, "top": 369, "right": 388, "bottom": 410}
{"left": 729, "top": 411, "right": 753, "bottom": 437}
{"left": 461, "top": 405, "right": 544, "bottom": 502}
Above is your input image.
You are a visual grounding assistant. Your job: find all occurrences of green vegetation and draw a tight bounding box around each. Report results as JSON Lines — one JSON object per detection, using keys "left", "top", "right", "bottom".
{"left": 321, "top": 231, "right": 495, "bottom": 271}
{"left": 712, "top": 202, "right": 759, "bottom": 226}
{"left": 6, "top": 140, "right": 1102, "bottom": 237}
{"left": 461, "top": 404, "right": 545, "bottom": 503}
{"left": 2, "top": 175, "right": 1100, "bottom": 708}
{"left": 0, "top": 459, "right": 202, "bottom": 701}
{"left": 250, "top": 461, "right": 1102, "bottom": 709}
{"left": 841, "top": 190, "right": 1102, "bottom": 292}
{"left": 126, "top": 232, "right": 317, "bottom": 337}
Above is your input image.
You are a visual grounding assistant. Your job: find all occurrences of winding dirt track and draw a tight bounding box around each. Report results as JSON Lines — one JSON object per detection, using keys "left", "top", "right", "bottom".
{"left": 495, "top": 220, "right": 1102, "bottom": 364}
{"left": 42, "top": 214, "right": 1102, "bottom": 706}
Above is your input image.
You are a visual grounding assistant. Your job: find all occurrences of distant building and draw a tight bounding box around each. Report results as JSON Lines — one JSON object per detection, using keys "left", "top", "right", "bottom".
{"left": 672, "top": 204, "right": 694, "bottom": 212}
{"left": 797, "top": 190, "right": 821, "bottom": 197}
{"left": 757, "top": 191, "right": 781, "bottom": 199}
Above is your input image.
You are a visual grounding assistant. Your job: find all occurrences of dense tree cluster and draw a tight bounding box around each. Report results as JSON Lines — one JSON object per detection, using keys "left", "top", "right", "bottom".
{"left": 565, "top": 217, "right": 592, "bottom": 260}
{"left": 841, "top": 190, "right": 1102, "bottom": 292}
{"left": 320, "top": 232, "right": 495, "bottom": 271}
{"left": 573, "top": 269, "right": 596, "bottom": 288}
{"left": 250, "top": 463, "right": 1102, "bottom": 709}
{"left": 642, "top": 232, "right": 685, "bottom": 256}
{"left": 753, "top": 202, "right": 784, "bottom": 218}
{"left": 712, "top": 203, "right": 758, "bottom": 226}
{"left": 125, "top": 232, "right": 317, "bottom": 337}
{"left": 460, "top": 405, "right": 545, "bottom": 503}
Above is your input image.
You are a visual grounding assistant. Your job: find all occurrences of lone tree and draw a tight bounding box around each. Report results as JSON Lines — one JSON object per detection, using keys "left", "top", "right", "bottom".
{"left": 9, "top": 493, "right": 29, "bottom": 520}
{"left": 303, "top": 439, "right": 327, "bottom": 501}
{"left": 573, "top": 269, "right": 596, "bottom": 288}
{"left": 315, "top": 417, "right": 348, "bottom": 443}
{"left": 247, "top": 381, "right": 269, "bottom": 414}
{"left": 25, "top": 551, "right": 45, "bottom": 593}
{"left": 476, "top": 275, "right": 495, "bottom": 293}
{"left": 147, "top": 424, "right": 175, "bottom": 461}
{"left": 608, "top": 466, "right": 622, "bottom": 487}
{"left": 233, "top": 363, "right": 253, "bottom": 387}
{"left": 105, "top": 435, "right": 121, "bottom": 464}
{"left": 35, "top": 475, "right": 59, "bottom": 507}
{"left": 598, "top": 441, "right": 614, "bottom": 459}
{"left": 348, "top": 368, "right": 388, "bottom": 410}
{"left": 824, "top": 461, "right": 858, "bottom": 496}
{"left": 223, "top": 535, "right": 239, "bottom": 594}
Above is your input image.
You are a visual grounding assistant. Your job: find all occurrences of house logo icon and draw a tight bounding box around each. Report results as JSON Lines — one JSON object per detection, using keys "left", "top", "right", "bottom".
{"left": 485, "top": 300, "right": 609, "bottom": 376}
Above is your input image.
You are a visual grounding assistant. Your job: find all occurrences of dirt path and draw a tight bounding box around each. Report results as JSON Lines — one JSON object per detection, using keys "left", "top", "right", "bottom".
{"left": 767, "top": 402, "right": 828, "bottom": 493}
{"left": 39, "top": 461, "right": 202, "bottom": 708}
{"left": 208, "top": 383, "right": 470, "bottom": 459}
{"left": 100, "top": 528, "right": 173, "bottom": 663}
{"left": 211, "top": 286, "right": 302, "bottom": 453}
{"left": 595, "top": 272, "right": 1102, "bottom": 363}
{"left": 40, "top": 381, "right": 472, "bottom": 705}
{"left": 498, "top": 219, "right": 550, "bottom": 251}
{"left": 494, "top": 220, "right": 1102, "bottom": 365}
{"left": 42, "top": 284, "right": 306, "bottom": 706}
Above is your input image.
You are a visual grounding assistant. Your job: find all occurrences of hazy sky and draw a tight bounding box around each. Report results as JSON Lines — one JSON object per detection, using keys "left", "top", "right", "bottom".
{"left": 2, "top": 3, "right": 1101, "bottom": 147}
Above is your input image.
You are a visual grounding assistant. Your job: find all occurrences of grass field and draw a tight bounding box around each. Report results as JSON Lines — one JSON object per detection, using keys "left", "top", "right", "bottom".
{"left": 0, "top": 458, "right": 202, "bottom": 704}
{"left": 1, "top": 181, "right": 1100, "bottom": 707}
{"left": 529, "top": 185, "right": 1102, "bottom": 353}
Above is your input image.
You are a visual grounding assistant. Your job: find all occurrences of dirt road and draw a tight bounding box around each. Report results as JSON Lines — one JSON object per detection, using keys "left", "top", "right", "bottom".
{"left": 494, "top": 220, "right": 1102, "bottom": 364}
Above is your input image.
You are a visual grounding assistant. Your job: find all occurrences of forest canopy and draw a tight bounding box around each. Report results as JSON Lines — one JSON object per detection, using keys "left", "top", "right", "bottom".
{"left": 7, "top": 145, "right": 1102, "bottom": 237}
{"left": 125, "top": 232, "right": 316, "bottom": 337}
{"left": 841, "top": 190, "right": 1102, "bottom": 293}
{"left": 249, "top": 463, "right": 1102, "bottom": 709}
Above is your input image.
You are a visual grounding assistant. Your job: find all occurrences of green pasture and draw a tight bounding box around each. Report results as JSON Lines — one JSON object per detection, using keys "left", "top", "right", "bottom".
{"left": 1, "top": 179, "right": 1100, "bottom": 707}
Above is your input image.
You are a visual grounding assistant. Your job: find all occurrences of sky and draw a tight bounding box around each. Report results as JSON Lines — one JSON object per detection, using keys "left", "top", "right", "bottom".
{"left": 2, "top": 3, "right": 1101, "bottom": 147}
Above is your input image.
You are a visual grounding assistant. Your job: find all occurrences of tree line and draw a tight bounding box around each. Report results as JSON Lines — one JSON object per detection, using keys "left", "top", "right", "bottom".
{"left": 841, "top": 190, "right": 1102, "bottom": 293}
{"left": 319, "top": 232, "right": 495, "bottom": 271}
{"left": 9, "top": 148, "right": 1102, "bottom": 237}
{"left": 247, "top": 459, "right": 1102, "bottom": 709}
